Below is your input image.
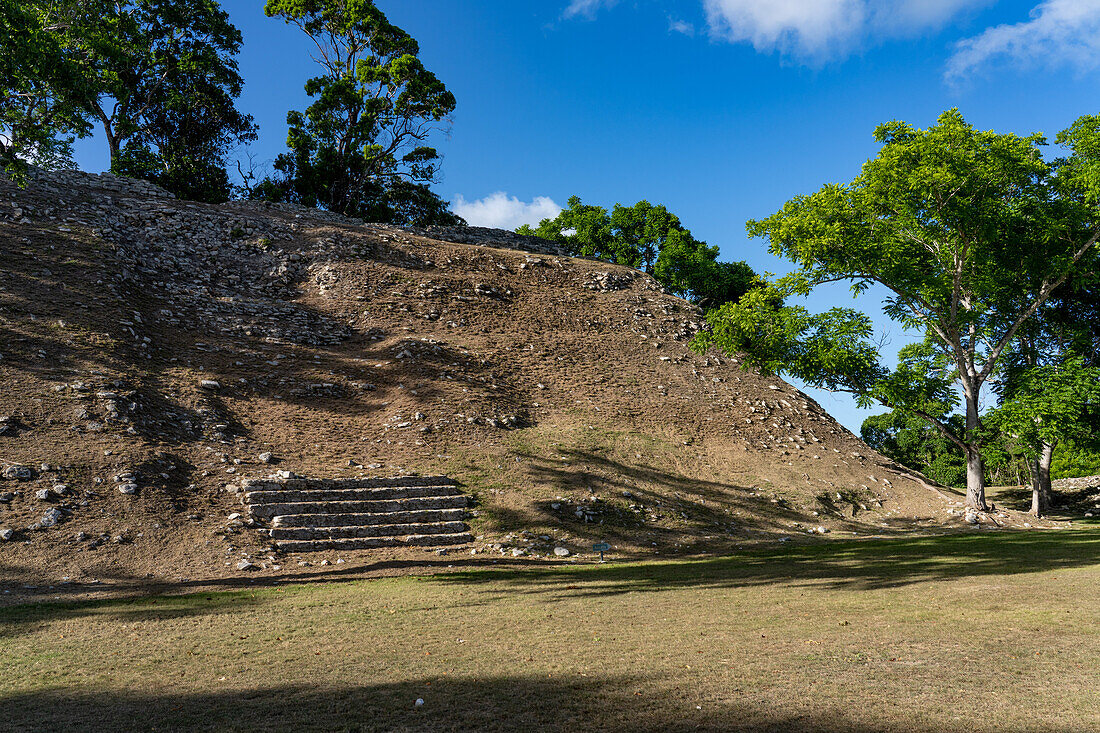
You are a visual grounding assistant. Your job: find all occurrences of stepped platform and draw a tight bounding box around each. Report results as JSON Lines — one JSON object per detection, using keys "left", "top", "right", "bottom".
{"left": 241, "top": 475, "right": 472, "bottom": 552}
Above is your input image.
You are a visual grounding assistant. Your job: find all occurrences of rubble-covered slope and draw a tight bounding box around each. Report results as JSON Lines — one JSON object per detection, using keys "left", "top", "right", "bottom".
{"left": 0, "top": 170, "right": 1012, "bottom": 590}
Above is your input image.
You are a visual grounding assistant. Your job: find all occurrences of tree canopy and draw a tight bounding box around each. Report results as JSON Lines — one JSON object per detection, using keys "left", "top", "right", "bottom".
{"left": 518, "top": 196, "right": 758, "bottom": 309}
{"left": 0, "top": 0, "right": 92, "bottom": 182}
{"left": 256, "top": 0, "right": 461, "bottom": 225}
{"left": 1, "top": 0, "right": 255, "bottom": 201}
{"left": 695, "top": 109, "right": 1100, "bottom": 511}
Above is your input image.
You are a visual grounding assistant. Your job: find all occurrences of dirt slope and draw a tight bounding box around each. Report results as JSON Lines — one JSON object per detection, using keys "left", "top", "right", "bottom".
{"left": 0, "top": 170, "right": 1032, "bottom": 595}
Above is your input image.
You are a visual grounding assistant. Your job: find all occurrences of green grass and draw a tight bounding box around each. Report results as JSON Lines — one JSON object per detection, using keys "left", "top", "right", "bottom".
{"left": 3, "top": 526, "right": 1100, "bottom": 731}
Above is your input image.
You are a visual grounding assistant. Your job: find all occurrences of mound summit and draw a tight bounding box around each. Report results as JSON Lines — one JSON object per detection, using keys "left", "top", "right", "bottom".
{"left": 0, "top": 170, "right": 1018, "bottom": 596}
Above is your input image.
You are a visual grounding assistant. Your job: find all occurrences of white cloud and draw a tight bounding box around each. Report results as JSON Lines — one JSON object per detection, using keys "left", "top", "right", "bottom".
{"left": 563, "top": 0, "right": 617, "bottom": 19}
{"left": 669, "top": 18, "right": 696, "bottom": 36}
{"left": 702, "top": 0, "right": 991, "bottom": 60}
{"left": 946, "top": 0, "right": 1100, "bottom": 81}
{"left": 452, "top": 192, "right": 562, "bottom": 231}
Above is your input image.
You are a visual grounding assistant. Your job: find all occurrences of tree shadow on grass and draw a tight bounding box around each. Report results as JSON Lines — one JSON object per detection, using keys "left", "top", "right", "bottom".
{"left": 0, "top": 556, "right": 549, "bottom": 635}
{"left": 437, "top": 527, "right": 1100, "bottom": 597}
{"left": 0, "top": 676, "right": 910, "bottom": 732}
{"left": 0, "top": 587, "right": 269, "bottom": 639}
{"left": 7, "top": 527, "right": 1099, "bottom": 636}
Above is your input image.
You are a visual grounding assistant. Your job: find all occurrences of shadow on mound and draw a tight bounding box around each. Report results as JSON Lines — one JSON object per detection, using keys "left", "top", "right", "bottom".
{"left": 0, "top": 676, "right": 899, "bottom": 732}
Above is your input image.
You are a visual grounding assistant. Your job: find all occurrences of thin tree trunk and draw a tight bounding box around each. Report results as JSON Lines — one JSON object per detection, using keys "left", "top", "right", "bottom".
{"left": 964, "top": 393, "right": 988, "bottom": 511}
{"left": 94, "top": 103, "right": 121, "bottom": 169}
{"left": 1038, "top": 441, "right": 1055, "bottom": 514}
{"left": 1027, "top": 455, "right": 1043, "bottom": 517}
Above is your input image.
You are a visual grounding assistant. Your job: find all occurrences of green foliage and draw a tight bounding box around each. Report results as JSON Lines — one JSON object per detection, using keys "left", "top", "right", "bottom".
{"left": 0, "top": 0, "right": 92, "bottom": 182}
{"left": 696, "top": 109, "right": 1100, "bottom": 507}
{"left": 80, "top": 0, "right": 256, "bottom": 202}
{"left": 518, "top": 196, "right": 759, "bottom": 308}
{"left": 1, "top": 0, "right": 255, "bottom": 201}
{"left": 258, "top": 0, "right": 461, "bottom": 225}
{"left": 987, "top": 356, "right": 1100, "bottom": 462}
{"left": 861, "top": 411, "right": 966, "bottom": 486}
{"left": 701, "top": 286, "right": 882, "bottom": 392}
{"left": 1050, "top": 441, "right": 1100, "bottom": 480}
{"left": 861, "top": 410, "right": 1026, "bottom": 488}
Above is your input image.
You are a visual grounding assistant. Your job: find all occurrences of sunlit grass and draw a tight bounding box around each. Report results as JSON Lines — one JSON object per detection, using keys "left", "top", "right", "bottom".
{"left": 3, "top": 526, "right": 1100, "bottom": 731}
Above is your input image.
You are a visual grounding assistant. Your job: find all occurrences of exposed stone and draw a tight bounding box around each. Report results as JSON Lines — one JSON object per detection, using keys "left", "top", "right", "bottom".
{"left": 258, "top": 452, "right": 276, "bottom": 464}
{"left": 39, "top": 507, "right": 64, "bottom": 528}
{"left": 2, "top": 465, "right": 33, "bottom": 481}
{"left": 553, "top": 546, "right": 570, "bottom": 557}
{"left": 118, "top": 483, "right": 138, "bottom": 495}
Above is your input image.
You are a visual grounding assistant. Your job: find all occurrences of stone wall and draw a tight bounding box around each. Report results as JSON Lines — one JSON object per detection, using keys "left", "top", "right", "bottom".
{"left": 1053, "top": 475, "right": 1100, "bottom": 491}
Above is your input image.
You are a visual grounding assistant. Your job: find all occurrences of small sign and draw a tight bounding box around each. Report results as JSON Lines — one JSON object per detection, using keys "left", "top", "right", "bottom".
{"left": 592, "top": 542, "right": 611, "bottom": 552}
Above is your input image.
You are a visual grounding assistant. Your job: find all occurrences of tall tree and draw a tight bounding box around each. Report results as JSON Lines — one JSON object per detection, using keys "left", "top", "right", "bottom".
{"left": 258, "top": 0, "right": 460, "bottom": 225}
{"left": 73, "top": 0, "right": 256, "bottom": 201}
{"left": 2, "top": 0, "right": 254, "bottom": 200}
{"left": 695, "top": 110, "right": 1100, "bottom": 511}
{"left": 987, "top": 264, "right": 1100, "bottom": 515}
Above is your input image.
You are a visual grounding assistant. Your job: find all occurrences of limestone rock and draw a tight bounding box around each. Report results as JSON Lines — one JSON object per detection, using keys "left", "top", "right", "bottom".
{"left": 2, "top": 465, "right": 33, "bottom": 481}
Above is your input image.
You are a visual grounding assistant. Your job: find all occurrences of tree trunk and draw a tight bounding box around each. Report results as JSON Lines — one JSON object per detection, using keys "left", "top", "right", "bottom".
{"left": 95, "top": 104, "right": 121, "bottom": 169}
{"left": 966, "top": 448, "right": 988, "bottom": 511}
{"left": 1027, "top": 455, "right": 1043, "bottom": 517}
{"left": 1038, "top": 441, "right": 1055, "bottom": 513}
{"left": 963, "top": 393, "right": 988, "bottom": 511}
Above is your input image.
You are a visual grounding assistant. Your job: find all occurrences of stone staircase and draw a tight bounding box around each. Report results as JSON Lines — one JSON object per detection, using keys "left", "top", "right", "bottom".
{"left": 240, "top": 474, "right": 472, "bottom": 553}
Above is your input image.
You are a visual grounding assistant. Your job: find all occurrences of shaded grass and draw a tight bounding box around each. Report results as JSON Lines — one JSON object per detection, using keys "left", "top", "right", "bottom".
{"left": 2, "top": 526, "right": 1100, "bottom": 731}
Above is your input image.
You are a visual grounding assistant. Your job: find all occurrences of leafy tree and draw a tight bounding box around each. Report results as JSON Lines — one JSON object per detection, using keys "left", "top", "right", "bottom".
{"left": 0, "top": 0, "right": 92, "bottom": 182}
{"left": 518, "top": 196, "right": 616, "bottom": 259}
{"left": 518, "top": 196, "right": 759, "bottom": 308}
{"left": 258, "top": 0, "right": 460, "bottom": 225}
{"left": 988, "top": 356, "right": 1100, "bottom": 515}
{"left": 984, "top": 258, "right": 1100, "bottom": 514}
{"left": 2, "top": 0, "right": 255, "bottom": 201}
{"left": 73, "top": 0, "right": 256, "bottom": 201}
{"left": 695, "top": 110, "right": 1100, "bottom": 511}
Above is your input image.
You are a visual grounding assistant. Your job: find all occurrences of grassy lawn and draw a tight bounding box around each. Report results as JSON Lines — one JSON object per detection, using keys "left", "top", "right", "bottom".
{"left": 3, "top": 526, "right": 1100, "bottom": 732}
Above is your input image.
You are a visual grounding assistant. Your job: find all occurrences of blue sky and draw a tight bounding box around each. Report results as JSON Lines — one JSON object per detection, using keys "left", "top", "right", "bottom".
{"left": 74, "top": 0, "right": 1100, "bottom": 432}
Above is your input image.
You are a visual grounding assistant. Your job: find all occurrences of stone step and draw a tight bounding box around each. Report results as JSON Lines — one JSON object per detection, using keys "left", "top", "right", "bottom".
{"left": 274, "top": 532, "right": 473, "bottom": 553}
{"left": 272, "top": 508, "right": 467, "bottom": 528}
{"left": 270, "top": 521, "right": 468, "bottom": 541}
{"left": 244, "top": 484, "right": 462, "bottom": 505}
{"left": 248, "top": 495, "right": 467, "bottom": 519}
{"left": 242, "top": 475, "right": 456, "bottom": 492}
